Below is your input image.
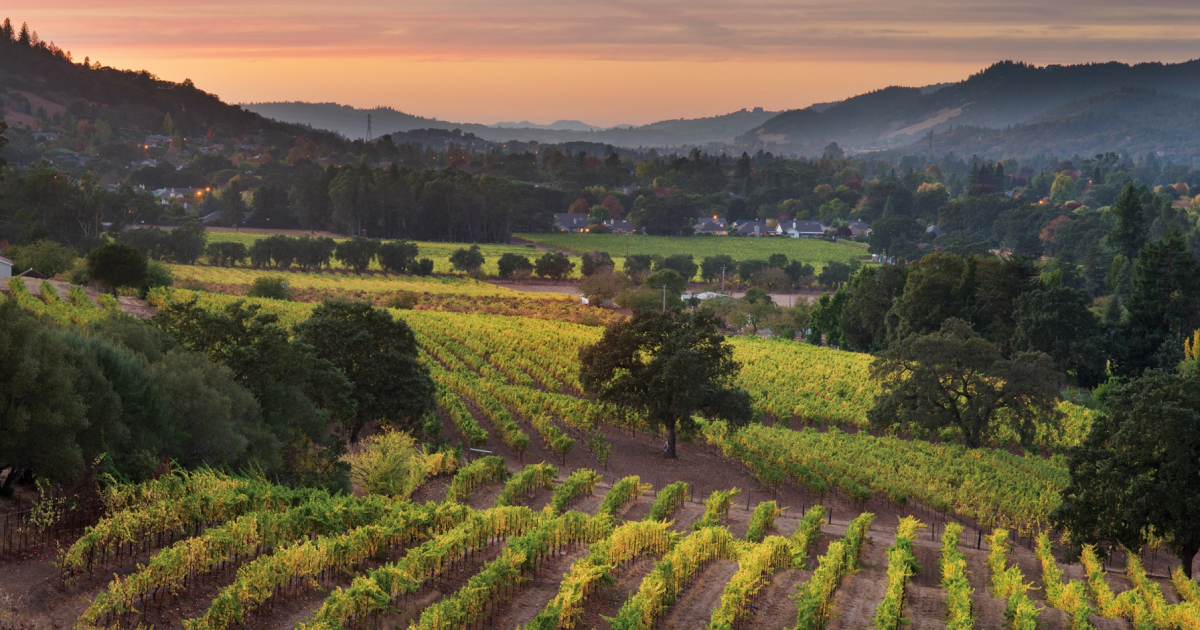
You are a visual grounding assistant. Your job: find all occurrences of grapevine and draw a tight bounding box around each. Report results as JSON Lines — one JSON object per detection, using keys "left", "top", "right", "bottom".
{"left": 495, "top": 463, "right": 558, "bottom": 507}
{"left": 872, "top": 516, "right": 925, "bottom": 630}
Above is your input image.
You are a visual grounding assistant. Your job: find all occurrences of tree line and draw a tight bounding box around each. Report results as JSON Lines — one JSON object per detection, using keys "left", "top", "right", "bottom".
{"left": 0, "top": 297, "right": 436, "bottom": 494}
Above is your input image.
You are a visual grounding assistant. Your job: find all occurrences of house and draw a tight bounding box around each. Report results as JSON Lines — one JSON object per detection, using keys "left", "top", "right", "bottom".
{"left": 681, "top": 291, "right": 729, "bottom": 301}
{"left": 143, "top": 134, "right": 171, "bottom": 147}
{"left": 605, "top": 219, "right": 636, "bottom": 234}
{"left": 31, "top": 132, "right": 59, "bottom": 142}
{"left": 846, "top": 221, "right": 871, "bottom": 237}
{"left": 0, "top": 255, "right": 12, "bottom": 278}
{"left": 693, "top": 217, "right": 729, "bottom": 235}
{"left": 777, "top": 220, "right": 826, "bottom": 238}
{"left": 926, "top": 225, "right": 946, "bottom": 238}
{"left": 553, "top": 213, "right": 591, "bottom": 232}
{"left": 735, "top": 220, "right": 771, "bottom": 237}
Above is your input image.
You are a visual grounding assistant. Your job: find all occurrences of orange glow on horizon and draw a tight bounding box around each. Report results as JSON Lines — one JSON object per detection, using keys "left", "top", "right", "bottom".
{"left": 9, "top": 1, "right": 1200, "bottom": 127}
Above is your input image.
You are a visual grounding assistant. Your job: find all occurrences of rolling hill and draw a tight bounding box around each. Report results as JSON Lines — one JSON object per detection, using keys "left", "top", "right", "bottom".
{"left": 241, "top": 101, "right": 780, "bottom": 148}
{"left": 739, "top": 59, "right": 1200, "bottom": 160}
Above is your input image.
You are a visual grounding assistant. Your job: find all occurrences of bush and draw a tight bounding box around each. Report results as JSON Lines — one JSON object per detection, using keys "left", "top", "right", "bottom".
{"left": 138, "top": 261, "right": 174, "bottom": 299}
{"left": 386, "top": 291, "right": 419, "bottom": 309}
{"left": 411, "top": 258, "right": 434, "bottom": 276}
{"left": 345, "top": 429, "right": 423, "bottom": 498}
{"left": 497, "top": 253, "right": 534, "bottom": 279}
{"left": 205, "top": 242, "right": 247, "bottom": 267}
{"left": 247, "top": 277, "right": 291, "bottom": 300}
{"left": 449, "top": 245, "right": 485, "bottom": 273}
{"left": 535, "top": 251, "right": 575, "bottom": 280}
{"left": 86, "top": 242, "right": 148, "bottom": 295}
{"left": 6, "top": 239, "right": 78, "bottom": 277}
{"left": 334, "top": 237, "right": 381, "bottom": 274}
{"left": 581, "top": 251, "right": 615, "bottom": 277}
{"left": 378, "top": 241, "right": 419, "bottom": 275}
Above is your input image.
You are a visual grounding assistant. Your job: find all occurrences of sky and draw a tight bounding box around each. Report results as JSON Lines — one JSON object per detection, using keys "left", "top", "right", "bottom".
{"left": 9, "top": 1, "right": 1200, "bottom": 127}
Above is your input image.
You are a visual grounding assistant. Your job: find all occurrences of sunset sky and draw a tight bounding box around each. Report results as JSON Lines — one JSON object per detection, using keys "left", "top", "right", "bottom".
{"left": 9, "top": 1, "right": 1200, "bottom": 127}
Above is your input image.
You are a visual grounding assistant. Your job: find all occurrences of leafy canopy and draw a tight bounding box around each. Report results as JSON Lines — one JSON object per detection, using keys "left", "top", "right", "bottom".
{"left": 579, "top": 310, "right": 751, "bottom": 458}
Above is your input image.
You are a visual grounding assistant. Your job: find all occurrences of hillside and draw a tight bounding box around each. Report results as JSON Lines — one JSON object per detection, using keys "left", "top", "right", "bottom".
{"left": 242, "top": 101, "right": 779, "bottom": 147}
{"left": 740, "top": 59, "right": 1200, "bottom": 159}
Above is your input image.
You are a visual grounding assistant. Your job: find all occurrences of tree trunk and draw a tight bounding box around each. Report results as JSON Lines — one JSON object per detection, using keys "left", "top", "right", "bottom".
{"left": 1181, "top": 544, "right": 1198, "bottom": 579}
{"left": 664, "top": 420, "right": 677, "bottom": 459}
{"left": 0, "top": 467, "right": 25, "bottom": 497}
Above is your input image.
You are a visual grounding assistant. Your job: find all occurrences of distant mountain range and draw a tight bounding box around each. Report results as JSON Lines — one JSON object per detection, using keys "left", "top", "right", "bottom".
{"left": 246, "top": 60, "right": 1200, "bottom": 161}
{"left": 738, "top": 60, "right": 1200, "bottom": 161}
{"left": 240, "top": 102, "right": 779, "bottom": 149}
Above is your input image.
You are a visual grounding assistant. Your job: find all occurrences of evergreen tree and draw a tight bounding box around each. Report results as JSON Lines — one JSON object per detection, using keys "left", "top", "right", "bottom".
{"left": 1124, "top": 233, "right": 1200, "bottom": 372}
{"left": 1107, "top": 184, "right": 1149, "bottom": 260}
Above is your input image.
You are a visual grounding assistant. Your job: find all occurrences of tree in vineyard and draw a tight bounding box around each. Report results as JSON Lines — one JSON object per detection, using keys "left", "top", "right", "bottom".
{"left": 868, "top": 318, "right": 1061, "bottom": 449}
{"left": 580, "top": 310, "right": 751, "bottom": 458}
{"left": 296, "top": 300, "right": 434, "bottom": 441}
{"left": 1052, "top": 368, "right": 1200, "bottom": 578}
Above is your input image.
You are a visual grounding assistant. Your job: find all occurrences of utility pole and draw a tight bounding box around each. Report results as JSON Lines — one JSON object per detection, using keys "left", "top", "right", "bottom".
{"left": 367, "top": 113, "right": 373, "bottom": 142}
{"left": 721, "top": 265, "right": 726, "bottom": 294}
{"left": 661, "top": 285, "right": 669, "bottom": 312}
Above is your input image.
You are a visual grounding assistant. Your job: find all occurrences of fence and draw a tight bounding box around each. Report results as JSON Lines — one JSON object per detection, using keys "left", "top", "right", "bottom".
{"left": 0, "top": 498, "right": 105, "bottom": 559}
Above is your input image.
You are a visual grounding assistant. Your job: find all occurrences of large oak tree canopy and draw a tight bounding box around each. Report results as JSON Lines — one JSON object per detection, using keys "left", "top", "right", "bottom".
{"left": 867, "top": 317, "right": 1062, "bottom": 449}
{"left": 579, "top": 310, "right": 751, "bottom": 458}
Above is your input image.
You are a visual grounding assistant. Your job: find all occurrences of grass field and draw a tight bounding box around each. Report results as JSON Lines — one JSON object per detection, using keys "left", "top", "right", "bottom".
{"left": 515, "top": 232, "right": 869, "bottom": 272}
{"left": 204, "top": 231, "right": 870, "bottom": 279}
{"left": 205, "top": 232, "right": 553, "bottom": 277}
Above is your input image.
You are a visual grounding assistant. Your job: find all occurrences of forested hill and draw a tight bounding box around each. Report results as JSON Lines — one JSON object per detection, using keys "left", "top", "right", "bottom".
{"left": 740, "top": 59, "right": 1200, "bottom": 159}
{"left": 0, "top": 21, "right": 342, "bottom": 145}
{"left": 242, "top": 101, "right": 779, "bottom": 147}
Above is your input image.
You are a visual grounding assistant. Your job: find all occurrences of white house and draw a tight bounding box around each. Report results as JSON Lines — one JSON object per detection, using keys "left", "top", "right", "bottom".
{"left": 777, "top": 220, "right": 826, "bottom": 238}
{"left": 0, "top": 255, "right": 12, "bottom": 278}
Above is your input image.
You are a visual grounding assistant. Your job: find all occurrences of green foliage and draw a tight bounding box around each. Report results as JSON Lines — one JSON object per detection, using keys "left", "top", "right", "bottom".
{"left": 333, "top": 237, "right": 380, "bottom": 274}
{"left": 295, "top": 300, "right": 434, "bottom": 442}
{"left": 376, "top": 240, "right": 420, "bottom": 273}
{"left": 86, "top": 241, "right": 147, "bottom": 294}
{"left": 138, "top": 260, "right": 174, "bottom": 298}
{"left": 547, "top": 468, "right": 602, "bottom": 515}
{"left": 693, "top": 487, "right": 740, "bottom": 530}
{"left": 205, "top": 241, "right": 247, "bottom": 267}
{"left": 497, "top": 252, "right": 534, "bottom": 279}
{"left": 746, "top": 500, "right": 784, "bottom": 543}
{"left": 151, "top": 298, "right": 354, "bottom": 488}
{"left": 345, "top": 429, "right": 422, "bottom": 498}
{"left": 450, "top": 244, "right": 485, "bottom": 273}
{"left": 1052, "top": 369, "right": 1200, "bottom": 577}
{"left": 580, "top": 309, "right": 752, "bottom": 457}
{"left": 869, "top": 318, "right": 1062, "bottom": 449}
{"left": 5, "top": 239, "right": 77, "bottom": 276}
{"left": 598, "top": 475, "right": 651, "bottom": 518}
{"left": 645, "top": 481, "right": 689, "bottom": 522}
{"left": 580, "top": 251, "right": 615, "bottom": 277}
{"left": 445, "top": 455, "right": 510, "bottom": 503}
{"left": 494, "top": 462, "right": 558, "bottom": 507}
{"left": 247, "top": 276, "right": 291, "bottom": 300}
{"left": 535, "top": 251, "right": 575, "bottom": 280}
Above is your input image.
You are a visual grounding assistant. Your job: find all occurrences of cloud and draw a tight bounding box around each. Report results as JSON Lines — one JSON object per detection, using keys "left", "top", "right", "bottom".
{"left": 12, "top": 0, "right": 1200, "bottom": 62}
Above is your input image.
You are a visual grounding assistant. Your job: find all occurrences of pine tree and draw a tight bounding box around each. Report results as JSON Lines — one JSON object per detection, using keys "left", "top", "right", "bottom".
{"left": 1, "top": 18, "right": 13, "bottom": 41}
{"left": 1107, "top": 184, "right": 1148, "bottom": 260}
{"left": 17, "top": 22, "right": 30, "bottom": 46}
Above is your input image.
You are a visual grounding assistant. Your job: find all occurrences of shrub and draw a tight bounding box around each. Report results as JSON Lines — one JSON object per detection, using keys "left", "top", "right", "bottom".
{"left": 247, "top": 277, "right": 291, "bottom": 300}
{"left": 345, "top": 429, "right": 423, "bottom": 498}
{"left": 6, "top": 239, "right": 77, "bottom": 277}
{"left": 497, "top": 253, "right": 534, "bottom": 279}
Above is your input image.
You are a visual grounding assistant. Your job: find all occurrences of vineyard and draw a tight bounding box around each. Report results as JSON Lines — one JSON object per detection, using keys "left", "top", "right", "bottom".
{"left": 5, "top": 463, "right": 1195, "bottom": 630}
{"left": 6, "top": 266, "right": 1196, "bottom": 629}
